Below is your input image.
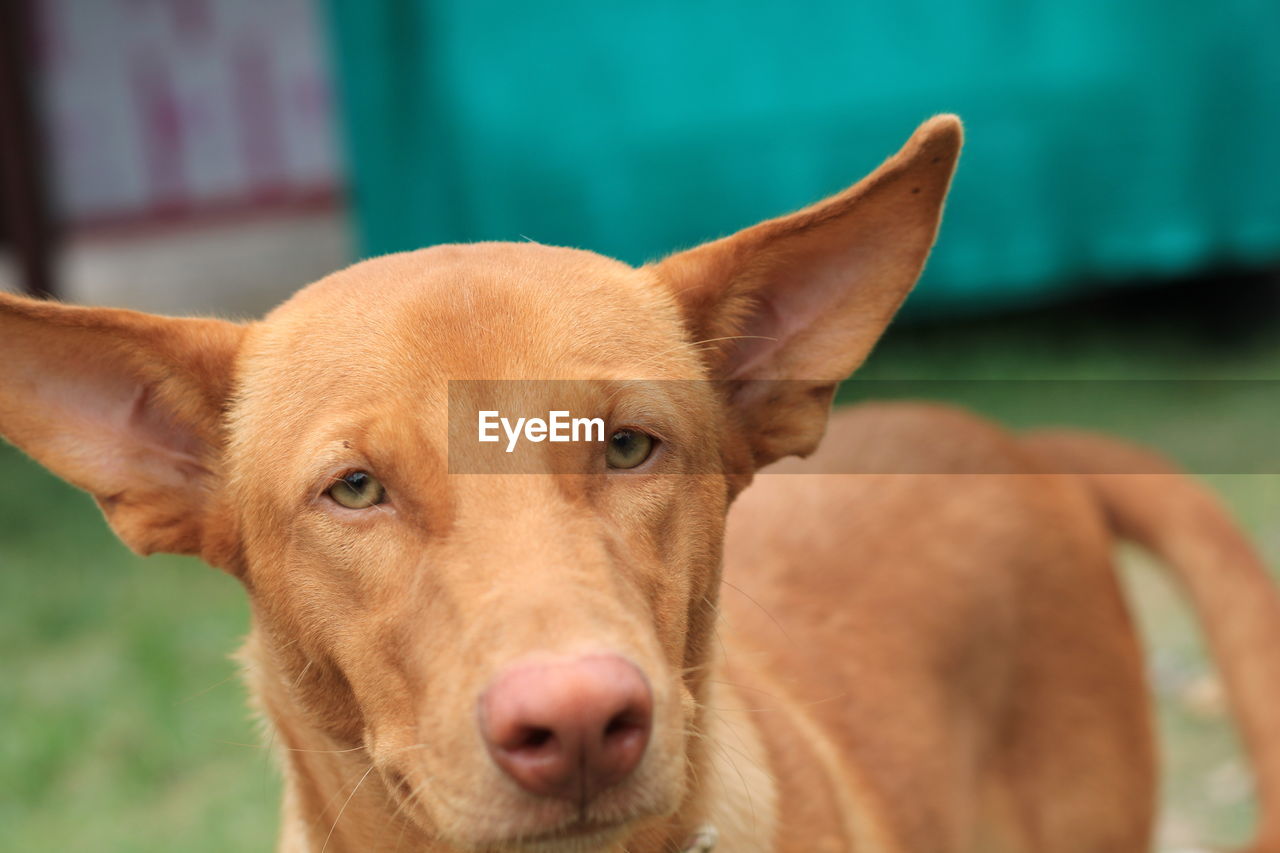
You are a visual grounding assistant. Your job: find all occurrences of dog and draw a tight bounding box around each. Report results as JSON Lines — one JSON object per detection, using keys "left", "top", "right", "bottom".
{"left": 3, "top": 116, "right": 1279, "bottom": 852}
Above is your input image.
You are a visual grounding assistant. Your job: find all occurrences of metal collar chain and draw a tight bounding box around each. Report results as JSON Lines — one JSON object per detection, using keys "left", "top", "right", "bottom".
{"left": 680, "top": 824, "right": 718, "bottom": 853}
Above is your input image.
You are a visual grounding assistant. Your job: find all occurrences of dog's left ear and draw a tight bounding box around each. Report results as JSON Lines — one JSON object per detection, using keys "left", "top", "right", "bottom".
{"left": 654, "top": 115, "right": 962, "bottom": 468}
{"left": 0, "top": 294, "right": 246, "bottom": 565}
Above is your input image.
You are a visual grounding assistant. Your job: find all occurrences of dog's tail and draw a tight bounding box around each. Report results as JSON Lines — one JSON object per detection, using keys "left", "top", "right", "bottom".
{"left": 1022, "top": 430, "right": 1280, "bottom": 851}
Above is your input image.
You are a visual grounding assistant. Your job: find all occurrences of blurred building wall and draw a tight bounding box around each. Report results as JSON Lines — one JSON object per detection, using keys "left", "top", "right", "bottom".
{"left": 0, "top": 0, "right": 349, "bottom": 316}
{"left": 36, "top": 0, "right": 339, "bottom": 226}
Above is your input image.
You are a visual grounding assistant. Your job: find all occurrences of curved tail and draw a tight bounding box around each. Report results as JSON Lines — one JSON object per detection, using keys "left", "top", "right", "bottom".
{"left": 1023, "top": 430, "right": 1280, "bottom": 851}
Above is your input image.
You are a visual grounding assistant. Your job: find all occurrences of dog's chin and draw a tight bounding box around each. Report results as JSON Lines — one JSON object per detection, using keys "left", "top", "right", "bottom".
{"left": 486, "top": 820, "right": 633, "bottom": 853}
{"left": 427, "top": 814, "right": 639, "bottom": 853}
{"left": 443, "top": 796, "right": 670, "bottom": 853}
{"left": 387, "top": 772, "right": 675, "bottom": 853}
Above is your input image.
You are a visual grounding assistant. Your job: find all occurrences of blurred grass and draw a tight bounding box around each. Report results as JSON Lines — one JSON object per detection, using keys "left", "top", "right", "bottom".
{"left": 0, "top": 449, "right": 274, "bottom": 850}
{"left": 2, "top": 277, "right": 1278, "bottom": 850}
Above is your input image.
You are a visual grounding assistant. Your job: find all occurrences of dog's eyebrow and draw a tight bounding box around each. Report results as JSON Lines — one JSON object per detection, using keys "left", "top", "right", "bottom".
{"left": 601, "top": 381, "right": 702, "bottom": 446}
{"left": 296, "top": 433, "right": 382, "bottom": 486}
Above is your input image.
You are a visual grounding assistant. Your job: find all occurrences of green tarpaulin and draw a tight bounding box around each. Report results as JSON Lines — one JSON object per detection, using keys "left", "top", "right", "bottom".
{"left": 325, "top": 1, "right": 1280, "bottom": 316}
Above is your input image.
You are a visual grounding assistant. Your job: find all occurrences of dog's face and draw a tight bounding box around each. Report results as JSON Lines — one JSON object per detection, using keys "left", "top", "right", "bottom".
{"left": 232, "top": 244, "right": 734, "bottom": 845}
{"left": 0, "top": 117, "right": 959, "bottom": 850}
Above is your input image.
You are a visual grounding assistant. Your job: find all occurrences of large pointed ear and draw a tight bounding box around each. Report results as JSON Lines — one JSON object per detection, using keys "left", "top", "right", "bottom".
{"left": 653, "top": 115, "right": 962, "bottom": 468}
{"left": 0, "top": 294, "right": 247, "bottom": 565}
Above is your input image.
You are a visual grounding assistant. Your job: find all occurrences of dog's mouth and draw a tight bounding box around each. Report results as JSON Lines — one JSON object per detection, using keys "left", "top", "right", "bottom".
{"left": 380, "top": 763, "right": 645, "bottom": 851}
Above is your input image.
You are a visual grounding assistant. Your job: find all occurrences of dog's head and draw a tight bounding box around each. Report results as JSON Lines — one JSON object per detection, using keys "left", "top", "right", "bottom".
{"left": 0, "top": 117, "right": 959, "bottom": 849}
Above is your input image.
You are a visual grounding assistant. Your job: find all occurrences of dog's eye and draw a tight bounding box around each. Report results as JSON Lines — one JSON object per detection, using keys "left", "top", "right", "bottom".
{"left": 328, "top": 471, "right": 385, "bottom": 509}
{"left": 606, "top": 430, "right": 655, "bottom": 470}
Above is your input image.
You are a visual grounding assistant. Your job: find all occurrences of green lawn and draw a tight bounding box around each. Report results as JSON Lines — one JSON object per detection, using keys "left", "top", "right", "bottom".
{"left": 2, "top": 284, "right": 1277, "bottom": 851}
{"left": 0, "top": 445, "right": 273, "bottom": 851}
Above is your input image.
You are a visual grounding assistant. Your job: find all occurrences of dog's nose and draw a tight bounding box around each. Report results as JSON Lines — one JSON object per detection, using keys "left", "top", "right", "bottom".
{"left": 480, "top": 654, "right": 653, "bottom": 801}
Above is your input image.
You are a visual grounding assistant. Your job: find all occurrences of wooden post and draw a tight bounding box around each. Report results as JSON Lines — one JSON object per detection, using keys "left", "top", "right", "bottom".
{"left": 0, "top": 0, "right": 56, "bottom": 299}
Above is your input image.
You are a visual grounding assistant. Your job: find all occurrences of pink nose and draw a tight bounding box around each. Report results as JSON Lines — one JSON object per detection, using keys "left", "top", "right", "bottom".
{"left": 480, "top": 654, "right": 653, "bottom": 801}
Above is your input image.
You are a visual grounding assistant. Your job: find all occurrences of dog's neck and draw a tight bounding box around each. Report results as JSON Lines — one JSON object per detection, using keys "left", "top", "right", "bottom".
{"left": 241, "top": 630, "right": 776, "bottom": 853}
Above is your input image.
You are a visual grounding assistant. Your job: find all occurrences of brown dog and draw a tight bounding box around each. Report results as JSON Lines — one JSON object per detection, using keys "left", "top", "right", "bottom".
{"left": 3, "top": 116, "right": 1279, "bottom": 852}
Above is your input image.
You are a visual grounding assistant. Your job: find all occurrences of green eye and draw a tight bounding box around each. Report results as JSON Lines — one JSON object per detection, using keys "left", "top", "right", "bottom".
{"left": 606, "top": 430, "right": 655, "bottom": 470}
{"left": 328, "top": 471, "right": 386, "bottom": 509}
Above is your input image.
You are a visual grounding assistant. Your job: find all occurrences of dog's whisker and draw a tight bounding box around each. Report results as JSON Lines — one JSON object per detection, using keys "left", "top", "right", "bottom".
{"left": 176, "top": 670, "right": 242, "bottom": 704}
{"left": 216, "top": 739, "right": 367, "bottom": 756}
{"left": 681, "top": 726, "right": 758, "bottom": 839}
{"left": 685, "top": 721, "right": 771, "bottom": 777}
{"left": 620, "top": 334, "right": 780, "bottom": 376}
{"left": 320, "top": 763, "right": 377, "bottom": 853}
{"left": 707, "top": 679, "right": 784, "bottom": 701}
{"left": 291, "top": 659, "right": 315, "bottom": 689}
{"left": 708, "top": 734, "right": 760, "bottom": 836}
{"left": 720, "top": 578, "right": 795, "bottom": 645}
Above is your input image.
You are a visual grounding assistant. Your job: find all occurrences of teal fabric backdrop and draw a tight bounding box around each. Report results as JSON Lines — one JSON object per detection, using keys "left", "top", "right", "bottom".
{"left": 324, "top": 1, "right": 1280, "bottom": 316}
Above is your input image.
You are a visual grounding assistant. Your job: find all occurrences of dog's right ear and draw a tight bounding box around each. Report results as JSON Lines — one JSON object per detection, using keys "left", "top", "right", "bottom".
{"left": 0, "top": 294, "right": 246, "bottom": 568}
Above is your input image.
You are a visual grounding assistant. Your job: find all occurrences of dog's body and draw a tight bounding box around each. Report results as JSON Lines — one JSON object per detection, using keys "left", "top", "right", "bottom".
{"left": 4, "top": 116, "right": 1280, "bottom": 852}
{"left": 724, "top": 405, "right": 1148, "bottom": 853}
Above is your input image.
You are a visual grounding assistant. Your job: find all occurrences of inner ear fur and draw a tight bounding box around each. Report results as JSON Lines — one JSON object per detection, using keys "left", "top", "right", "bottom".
{"left": 653, "top": 115, "right": 963, "bottom": 468}
{"left": 0, "top": 293, "right": 247, "bottom": 566}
